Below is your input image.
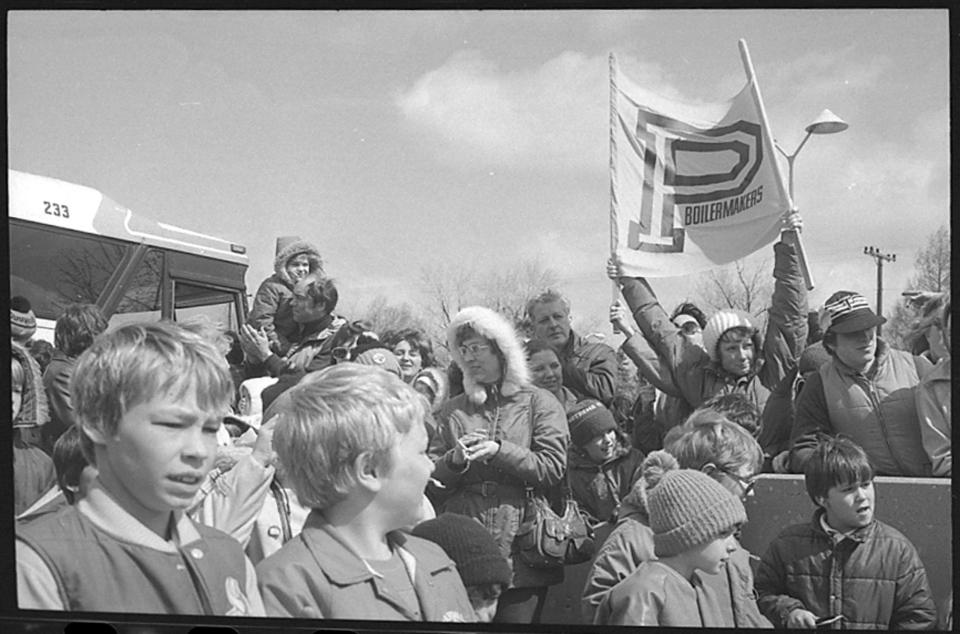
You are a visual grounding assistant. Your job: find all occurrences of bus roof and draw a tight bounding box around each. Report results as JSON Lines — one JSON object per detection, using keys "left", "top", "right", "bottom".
{"left": 8, "top": 169, "right": 249, "bottom": 265}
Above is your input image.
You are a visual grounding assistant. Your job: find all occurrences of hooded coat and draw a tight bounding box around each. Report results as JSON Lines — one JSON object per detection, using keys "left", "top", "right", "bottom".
{"left": 428, "top": 306, "right": 569, "bottom": 589}
{"left": 248, "top": 238, "right": 324, "bottom": 355}
{"left": 12, "top": 342, "right": 56, "bottom": 516}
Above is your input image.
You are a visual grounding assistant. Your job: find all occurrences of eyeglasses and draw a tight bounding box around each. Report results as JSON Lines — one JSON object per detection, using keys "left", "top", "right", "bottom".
{"left": 459, "top": 343, "right": 492, "bottom": 358}
{"left": 719, "top": 466, "right": 756, "bottom": 497}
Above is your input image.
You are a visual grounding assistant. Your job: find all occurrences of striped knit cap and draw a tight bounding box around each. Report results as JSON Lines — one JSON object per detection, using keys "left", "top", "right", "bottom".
{"left": 648, "top": 468, "right": 747, "bottom": 557}
{"left": 701, "top": 310, "right": 755, "bottom": 362}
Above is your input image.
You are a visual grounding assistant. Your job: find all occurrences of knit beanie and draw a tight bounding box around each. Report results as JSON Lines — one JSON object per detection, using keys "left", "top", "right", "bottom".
{"left": 647, "top": 469, "right": 747, "bottom": 558}
{"left": 701, "top": 310, "right": 756, "bottom": 362}
{"left": 11, "top": 296, "right": 37, "bottom": 344}
{"left": 567, "top": 399, "right": 618, "bottom": 447}
{"left": 412, "top": 513, "right": 512, "bottom": 587}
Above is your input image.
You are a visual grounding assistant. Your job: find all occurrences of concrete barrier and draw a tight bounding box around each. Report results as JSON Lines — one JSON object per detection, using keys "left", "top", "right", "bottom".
{"left": 541, "top": 475, "right": 952, "bottom": 625}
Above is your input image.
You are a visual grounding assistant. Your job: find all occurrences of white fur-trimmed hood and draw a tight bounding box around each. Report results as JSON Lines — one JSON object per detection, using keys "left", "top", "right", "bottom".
{"left": 447, "top": 306, "right": 530, "bottom": 405}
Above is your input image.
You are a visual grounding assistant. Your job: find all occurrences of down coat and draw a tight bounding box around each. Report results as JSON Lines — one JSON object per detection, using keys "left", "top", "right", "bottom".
{"left": 566, "top": 434, "right": 643, "bottom": 527}
{"left": 428, "top": 306, "right": 570, "bottom": 589}
{"left": 755, "top": 510, "right": 936, "bottom": 629}
{"left": 12, "top": 342, "right": 56, "bottom": 516}
{"left": 248, "top": 238, "right": 324, "bottom": 355}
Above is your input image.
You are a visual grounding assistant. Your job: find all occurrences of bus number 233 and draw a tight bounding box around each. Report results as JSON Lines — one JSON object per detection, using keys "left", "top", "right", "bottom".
{"left": 43, "top": 201, "right": 70, "bottom": 218}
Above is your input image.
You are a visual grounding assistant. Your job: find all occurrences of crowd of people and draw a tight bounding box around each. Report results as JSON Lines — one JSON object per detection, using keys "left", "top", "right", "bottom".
{"left": 10, "top": 219, "right": 952, "bottom": 628}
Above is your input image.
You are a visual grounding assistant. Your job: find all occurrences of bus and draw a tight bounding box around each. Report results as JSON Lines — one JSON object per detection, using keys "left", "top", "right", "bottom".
{"left": 8, "top": 169, "right": 250, "bottom": 342}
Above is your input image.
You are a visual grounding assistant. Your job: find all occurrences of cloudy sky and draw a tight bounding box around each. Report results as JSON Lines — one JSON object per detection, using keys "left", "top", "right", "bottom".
{"left": 7, "top": 9, "right": 949, "bottom": 338}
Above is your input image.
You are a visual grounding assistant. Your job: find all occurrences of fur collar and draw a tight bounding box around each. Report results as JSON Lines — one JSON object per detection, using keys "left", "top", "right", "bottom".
{"left": 274, "top": 239, "right": 324, "bottom": 286}
{"left": 446, "top": 306, "right": 530, "bottom": 405}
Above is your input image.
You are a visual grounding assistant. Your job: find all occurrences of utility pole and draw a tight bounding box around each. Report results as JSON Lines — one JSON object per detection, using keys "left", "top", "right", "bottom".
{"left": 863, "top": 246, "right": 896, "bottom": 336}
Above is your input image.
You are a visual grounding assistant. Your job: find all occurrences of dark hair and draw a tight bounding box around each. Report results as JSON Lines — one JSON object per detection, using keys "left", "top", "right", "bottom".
{"left": 52, "top": 425, "right": 90, "bottom": 505}
{"left": 671, "top": 302, "right": 707, "bottom": 329}
{"left": 54, "top": 303, "right": 109, "bottom": 357}
{"left": 27, "top": 339, "right": 55, "bottom": 374}
{"left": 821, "top": 330, "right": 838, "bottom": 357}
{"left": 384, "top": 328, "right": 436, "bottom": 368}
{"left": 224, "top": 330, "right": 245, "bottom": 366}
{"left": 300, "top": 275, "right": 338, "bottom": 314}
{"left": 523, "top": 337, "right": 557, "bottom": 359}
{"left": 803, "top": 436, "right": 874, "bottom": 506}
{"left": 702, "top": 392, "right": 761, "bottom": 437}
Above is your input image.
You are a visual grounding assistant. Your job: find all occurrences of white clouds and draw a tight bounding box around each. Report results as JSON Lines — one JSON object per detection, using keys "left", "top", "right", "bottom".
{"left": 396, "top": 50, "right": 610, "bottom": 171}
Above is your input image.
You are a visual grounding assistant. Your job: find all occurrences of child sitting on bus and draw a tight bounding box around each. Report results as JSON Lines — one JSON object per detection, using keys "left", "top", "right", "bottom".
{"left": 755, "top": 436, "right": 936, "bottom": 629}
{"left": 16, "top": 321, "right": 264, "bottom": 616}
{"left": 255, "top": 363, "right": 475, "bottom": 621}
{"left": 248, "top": 236, "right": 324, "bottom": 356}
{"left": 593, "top": 457, "right": 747, "bottom": 626}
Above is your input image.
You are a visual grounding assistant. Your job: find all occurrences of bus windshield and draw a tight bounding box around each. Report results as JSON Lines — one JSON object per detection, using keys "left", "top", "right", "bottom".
{"left": 8, "top": 169, "right": 249, "bottom": 340}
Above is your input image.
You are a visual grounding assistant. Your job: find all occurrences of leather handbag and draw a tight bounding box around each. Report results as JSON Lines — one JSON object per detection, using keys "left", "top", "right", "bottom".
{"left": 515, "top": 485, "right": 596, "bottom": 569}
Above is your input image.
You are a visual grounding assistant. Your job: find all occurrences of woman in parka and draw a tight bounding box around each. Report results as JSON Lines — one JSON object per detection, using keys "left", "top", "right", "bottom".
{"left": 606, "top": 211, "right": 807, "bottom": 432}
{"left": 428, "top": 306, "right": 569, "bottom": 624}
{"left": 248, "top": 236, "right": 324, "bottom": 356}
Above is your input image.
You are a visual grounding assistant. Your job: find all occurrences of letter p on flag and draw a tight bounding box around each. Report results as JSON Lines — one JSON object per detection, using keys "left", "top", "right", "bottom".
{"left": 609, "top": 42, "right": 808, "bottom": 285}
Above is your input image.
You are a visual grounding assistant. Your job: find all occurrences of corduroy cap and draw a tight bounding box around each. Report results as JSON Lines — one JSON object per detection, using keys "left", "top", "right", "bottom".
{"left": 819, "top": 290, "right": 885, "bottom": 334}
{"left": 701, "top": 310, "right": 756, "bottom": 362}
{"left": 412, "top": 513, "right": 512, "bottom": 587}
{"left": 567, "top": 399, "right": 618, "bottom": 447}
{"left": 648, "top": 469, "right": 747, "bottom": 557}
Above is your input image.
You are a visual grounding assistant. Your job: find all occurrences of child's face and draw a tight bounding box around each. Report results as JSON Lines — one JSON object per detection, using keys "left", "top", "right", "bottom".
{"left": 12, "top": 384, "right": 23, "bottom": 421}
{"left": 379, "top": 419, "right": 435, "bottom": 529}
{"left": 583, "top": 430, "right": 618, "bottom": 464}
{"left": 467, "top": 586, "right": 501, "bottom": 623}
{"left": 87, "top": 389, "right": 221, "bottom": 534}
{"left": 689, "top": 529, "right": 739, "bottom": 575}
{"left": 820, "top": 479, "right": 875, "bottom": 533}
{"left": 718, "top": 331, "right": 755, "bottom": 377}
{"left": 285, "top": 253, "right": 311, "bottom": 283}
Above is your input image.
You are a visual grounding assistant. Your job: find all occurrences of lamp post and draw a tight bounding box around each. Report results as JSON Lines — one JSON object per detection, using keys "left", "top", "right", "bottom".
{"left": 863, "top": 246, "right": 896, "bottom": 336}
{"left": 774, "top": 109, "right": 849, "bottom": 290}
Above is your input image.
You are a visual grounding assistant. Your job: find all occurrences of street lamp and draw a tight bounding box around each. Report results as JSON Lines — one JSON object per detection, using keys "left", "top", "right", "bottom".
{"left": 775, "top": 108, "right": 849, "bottom": 201}
{"left": 863, "top": 246, "right": 896, "bottom": 336}
{"left": 773, "top": 109, "right": 849, "bottom": 291}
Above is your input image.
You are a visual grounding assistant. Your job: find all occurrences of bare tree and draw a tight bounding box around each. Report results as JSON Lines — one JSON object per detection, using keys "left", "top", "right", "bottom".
{"left": 694, "top": 257, "right": 773, "bottom": 318}
{"left": 882, "top": 225, "right": 950, "bottom": 349}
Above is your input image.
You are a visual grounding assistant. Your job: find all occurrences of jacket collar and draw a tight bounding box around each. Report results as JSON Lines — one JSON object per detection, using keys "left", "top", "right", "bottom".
{"left": 831, "top": 338, "right": 889, "bottom": 379}
{"left": 810, "top": 507, "right": 875, "bottom": 544}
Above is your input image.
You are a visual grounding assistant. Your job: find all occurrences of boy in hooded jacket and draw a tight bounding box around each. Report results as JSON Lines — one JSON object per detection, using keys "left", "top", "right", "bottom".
{"left": 248, "top": 236, "right": 324, "bottom": 356}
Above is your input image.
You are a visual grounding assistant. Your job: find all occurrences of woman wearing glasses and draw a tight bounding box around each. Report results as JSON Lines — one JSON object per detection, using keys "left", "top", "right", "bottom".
{"left": 584, "top": 410, "right": 771, "bottom": 627}
{"left": 428, "top": 306, "right": 569, "bottom": 624}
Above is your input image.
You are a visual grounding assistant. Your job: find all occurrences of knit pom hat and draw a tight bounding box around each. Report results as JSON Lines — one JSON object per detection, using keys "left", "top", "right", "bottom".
{"left": 701, "top": 310, "right": 756, "bottom": 362}
{"left": 647, "top": 468, "right": 747, "bottom": 558}
{"left": 567, "top": 399, "right": 618, "bottom": 447}
{"left": 412, "top": 513, "right": 512, "bottom": 587}
{"left": 11, "top": 296, "right": 37, "bottom": 344}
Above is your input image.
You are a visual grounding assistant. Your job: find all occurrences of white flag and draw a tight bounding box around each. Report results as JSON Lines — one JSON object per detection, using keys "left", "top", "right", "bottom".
{"left": 610, "top": 54, "right": 791, "bottom": 278}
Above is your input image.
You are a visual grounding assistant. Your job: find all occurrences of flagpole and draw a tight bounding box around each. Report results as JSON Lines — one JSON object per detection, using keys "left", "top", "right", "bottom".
{"left": 609, "top": 53, "right": 623, "bottom": 327}
{"left": 738, "top": 39, "right": 815, "bottom": 291}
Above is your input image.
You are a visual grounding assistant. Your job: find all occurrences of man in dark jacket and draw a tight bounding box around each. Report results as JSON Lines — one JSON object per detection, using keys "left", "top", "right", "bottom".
{"left": 756, "top": 437, "right": 936, "bottom": 629}
{"left": 526, "top": 289, "right": 618, "bottom": 407}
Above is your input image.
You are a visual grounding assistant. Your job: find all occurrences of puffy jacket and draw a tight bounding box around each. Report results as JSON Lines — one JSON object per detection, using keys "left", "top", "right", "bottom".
{"left": 429, "top": 306, "right": 569, "bottom": 589}
{"left": 566, "top": 436, "right": 643, "bottom": 526}
{"left": 755, "top": 510, "right": 937, "bottom": 629}
{"left": 790, "top": 339, "right": 933, "bottom": 476}
{"left": 916, "top": 357, "right": 951, "bottom": 476}
{"left": 617, "top": 232, "right": 807, "bottom": 429}
{"left": 581, "top": 481, "right": 771, "bottom": 627}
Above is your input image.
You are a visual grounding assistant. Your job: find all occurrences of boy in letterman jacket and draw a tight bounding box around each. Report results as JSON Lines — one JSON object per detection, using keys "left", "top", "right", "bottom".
{"left": 16, "top": 321, "right": 264, "bottom": 616}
